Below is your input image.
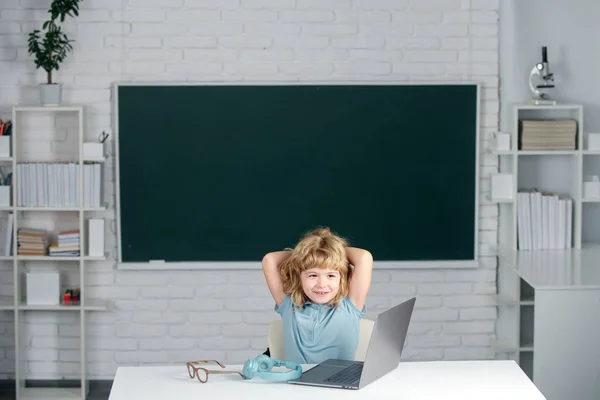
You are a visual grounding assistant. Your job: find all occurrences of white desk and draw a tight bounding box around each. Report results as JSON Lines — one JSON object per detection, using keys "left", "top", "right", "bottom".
{"left": 497, "top": 247, "right": 600, "bottom": 399}
{"left": 108, "top": 360, "right": 546, "bottom": 400}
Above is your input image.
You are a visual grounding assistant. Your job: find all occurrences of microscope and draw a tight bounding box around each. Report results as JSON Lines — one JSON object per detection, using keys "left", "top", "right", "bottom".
{"left": 529, "top": 46, "right": 556, "bottom": 105}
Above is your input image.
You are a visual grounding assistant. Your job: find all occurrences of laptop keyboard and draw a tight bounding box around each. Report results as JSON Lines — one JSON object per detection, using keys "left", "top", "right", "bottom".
{"left": 324, "top": 363, "right": 363, "bottom": 385}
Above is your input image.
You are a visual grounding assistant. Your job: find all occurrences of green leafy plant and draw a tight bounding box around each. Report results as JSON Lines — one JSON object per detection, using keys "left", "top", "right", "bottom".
{"left": 27, "top": 0, "right": 82, "bottom": 85}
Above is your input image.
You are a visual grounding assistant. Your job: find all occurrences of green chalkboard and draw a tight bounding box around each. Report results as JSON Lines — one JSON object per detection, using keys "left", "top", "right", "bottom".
{"left": 116, "top": 83, "right": 478, "bottom": 263}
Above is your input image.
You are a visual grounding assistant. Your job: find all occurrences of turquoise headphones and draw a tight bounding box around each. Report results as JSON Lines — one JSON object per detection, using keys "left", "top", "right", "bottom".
{"left": 242, "top": 355, "right": 302, "bottom": 381}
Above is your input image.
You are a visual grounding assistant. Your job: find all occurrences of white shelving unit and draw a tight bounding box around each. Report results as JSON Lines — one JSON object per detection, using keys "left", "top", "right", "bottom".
{"left": 0, "top": 105, "right": 109, "bottom": 400}
{"left": 491, "top": 104, "right": 600, "bottom": 400}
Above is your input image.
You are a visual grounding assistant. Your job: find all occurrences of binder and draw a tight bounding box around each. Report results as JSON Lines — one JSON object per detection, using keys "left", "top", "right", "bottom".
{"left": 88, "top": 219, "right": 104, "bottom": 257}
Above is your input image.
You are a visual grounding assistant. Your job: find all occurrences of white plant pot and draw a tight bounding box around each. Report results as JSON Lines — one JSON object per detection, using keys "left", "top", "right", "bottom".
{"left": 40, "top": 83, "right": 62, "bottom": 106}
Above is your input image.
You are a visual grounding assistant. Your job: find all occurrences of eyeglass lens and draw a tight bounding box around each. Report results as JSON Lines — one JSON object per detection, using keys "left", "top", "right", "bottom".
{"left": 187, "top": 364, "right": 209, "bottom": 382}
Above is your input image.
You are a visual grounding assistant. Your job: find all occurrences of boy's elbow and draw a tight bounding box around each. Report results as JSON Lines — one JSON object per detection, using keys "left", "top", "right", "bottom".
{"left": 361, "top": 250, "right": 373, "bottom": 265}
{"left": 262, "top": 252, "right": 271, "bottom": 266}
{"left": 262, "top": 252, "right": 276, "bottom": 269}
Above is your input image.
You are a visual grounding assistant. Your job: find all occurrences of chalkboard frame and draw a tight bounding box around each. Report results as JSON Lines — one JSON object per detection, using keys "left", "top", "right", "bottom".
{"left": 113, "top": 81, "right": 481, "bottom": 270}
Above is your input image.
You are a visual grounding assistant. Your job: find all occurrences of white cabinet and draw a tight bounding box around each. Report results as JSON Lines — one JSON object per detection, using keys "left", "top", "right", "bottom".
{"left": 492, "top": 104, "right": 600, "bottom": 400}
{"left": 0, "top": 105, "right": 109, "bottom": 400}
{"left": 496, "top": 252, "right": 600, "bottom": 400}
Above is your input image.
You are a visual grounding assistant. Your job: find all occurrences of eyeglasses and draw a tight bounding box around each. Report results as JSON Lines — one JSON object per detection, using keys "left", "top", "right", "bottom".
{"left": 186, "top": 360, "right": 245, "bottom": 383}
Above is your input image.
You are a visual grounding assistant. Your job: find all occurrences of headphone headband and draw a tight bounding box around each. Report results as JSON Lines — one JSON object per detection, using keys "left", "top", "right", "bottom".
{"left": 242, "top": 355, "right": 302, "bottom": 382}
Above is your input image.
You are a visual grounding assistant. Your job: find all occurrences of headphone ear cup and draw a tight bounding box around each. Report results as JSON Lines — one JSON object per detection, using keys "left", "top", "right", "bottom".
{"left": 242, "top": 358, "right": 258, "bottom": 379}
{"left": 255, "top": 355, "right": 275, "bottom": 372}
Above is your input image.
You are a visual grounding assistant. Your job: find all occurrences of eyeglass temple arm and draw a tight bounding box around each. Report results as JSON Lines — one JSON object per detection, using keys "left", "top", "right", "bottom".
{"left": 189, "top": 360, "right": 225, "bottom": 368}
{"left": 207, "top": 370, "right": 245, "bottom": 378}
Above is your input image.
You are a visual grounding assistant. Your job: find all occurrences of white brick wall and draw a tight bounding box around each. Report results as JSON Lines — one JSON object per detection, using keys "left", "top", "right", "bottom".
{"left": 0, "top": 0, "right": 499, "bottom": 379}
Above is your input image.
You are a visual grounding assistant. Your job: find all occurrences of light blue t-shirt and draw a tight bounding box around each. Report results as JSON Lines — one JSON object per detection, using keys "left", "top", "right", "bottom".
{"left": 274, "top": 295, "right": 366, "bottom": 364}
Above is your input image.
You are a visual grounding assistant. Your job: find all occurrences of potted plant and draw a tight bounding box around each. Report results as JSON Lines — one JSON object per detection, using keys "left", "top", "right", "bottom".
{"left": 27, "top": 0, "right": 82, "bottom": 106}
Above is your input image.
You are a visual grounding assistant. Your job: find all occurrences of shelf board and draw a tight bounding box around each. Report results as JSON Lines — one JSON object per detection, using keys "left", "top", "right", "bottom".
{"left": 17, "top": 256, "right": 81, "bottom": 261}
{"left": 0, "top": 255, "right": 107, "bottom": 261}
{"left": 0, "top": 158, "right": 105, "bottom": 163}
{"left": 493, "top": 340, "right": 534, "bottom": 354}
{"left": 83, "top": 157, "right": 106, "bottom": 163}
{"left": 18, "top": 303, "right": 78, "bottom": 311}
{"left": 520, "top": 295, "right": 535, "bottom": 305}
{"left": 0, "top": 299, "right": 108, "bottom": 311}
{"left": 17, "top": 299, "right": 108, "bottom": 311}
{"left": 489, "top": 196, "right": 513, "bottom": 204}
{"left": 0, "top": 157, "right": 103, "bottom": 163}
{"left": 583, "top": 150, "right": 600, "bottom": 155}
{"left": 15, "top": 254, "right": 107, "bottom": 261}
{"left": 14, "top": 105, "right": 83, "bottom": 113}
{"left": 20, "top": 387, "right": 81, "bottom": 399}
{"left": 488, "top": 149, "right": 514, "bottom": 156}
{"left": 582, "top": 198, "right": 600, "bottom": 203}
{"left": 516, "top": 104, "right": 583, "bottom": 110}
{"left": 489, "top": 150, "right": 579, "bottom": 156}
{"left": 517, "top": 150, "right": 578, "bottom": 155}
{"left": 14, "top": 206, "right": 107, "bottom": 211}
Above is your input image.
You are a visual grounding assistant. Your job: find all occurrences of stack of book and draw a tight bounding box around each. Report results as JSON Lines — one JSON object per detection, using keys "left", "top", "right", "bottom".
{"left": 49, "top": 229, "right": 80, "bottom": 257}
{"left": 17, "top": 228, "right": 47, "bottom": 256}
{"left": 517, "top": 190, "right": 573, "bottom": 250}
{"left": 16, "top": 162, "right": 102, "bottom": 208}
{"left": 518, "top": 119, "right": 577, "bottom": 150}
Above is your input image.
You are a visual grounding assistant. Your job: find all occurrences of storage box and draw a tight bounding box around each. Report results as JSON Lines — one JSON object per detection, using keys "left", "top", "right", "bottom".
{"left": 83, "top": 142, "right": 104, "bottom": 158}
{"left": 583, "top": 176, "right": 600, "bottom": 199}
{"left": 587, "top": 133, "right": 600, "bottom": 151}
{"left": 491, "top": 173, "right": 513, "bottom": 201}
{"left": 0, "top": 136, "right": 11, "bottom": 158}
{"left": 87, "top": 218, "right": 104, "bottom": 257}
{"left": 493, "top": 132, "right": 511, "bottom": 151}
{"left": 0, "top": 185, "right": 10, "bottom": 206}
{"left": 26, "top": 271, "right": 60, "bottom": 305}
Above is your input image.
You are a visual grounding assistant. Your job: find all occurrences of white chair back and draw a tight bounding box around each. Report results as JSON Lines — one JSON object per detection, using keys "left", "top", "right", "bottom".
{"left": 267, "top": 318, "right": 375, "bottom": 361}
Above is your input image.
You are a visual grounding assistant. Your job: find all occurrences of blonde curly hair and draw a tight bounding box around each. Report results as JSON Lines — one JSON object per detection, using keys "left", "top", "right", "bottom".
{"left": 280, "top": 227, "right": 351, "bottom": 309}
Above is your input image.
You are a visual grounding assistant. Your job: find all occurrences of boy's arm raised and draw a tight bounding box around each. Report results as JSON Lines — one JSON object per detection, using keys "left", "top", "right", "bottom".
{"left": 346, "top": 247, "right": 373, "bottom": 311}
{"left": 262, "top": 251, "right": 291, "bottom": 307}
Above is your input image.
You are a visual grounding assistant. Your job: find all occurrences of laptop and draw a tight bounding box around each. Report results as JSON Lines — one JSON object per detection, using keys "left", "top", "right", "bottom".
{"left": 287, "top": 296, "right": 415, "bottom": 390}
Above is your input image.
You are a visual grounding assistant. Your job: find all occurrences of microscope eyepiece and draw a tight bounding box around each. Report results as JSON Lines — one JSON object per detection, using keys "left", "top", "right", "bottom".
{"left": 542, "top": 46, "right": 548, "bottom": 63}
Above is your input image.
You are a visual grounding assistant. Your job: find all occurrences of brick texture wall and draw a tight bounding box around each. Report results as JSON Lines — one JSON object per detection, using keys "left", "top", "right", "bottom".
{"left": 0, "top": 0, "right": 500, "bottom": 379}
